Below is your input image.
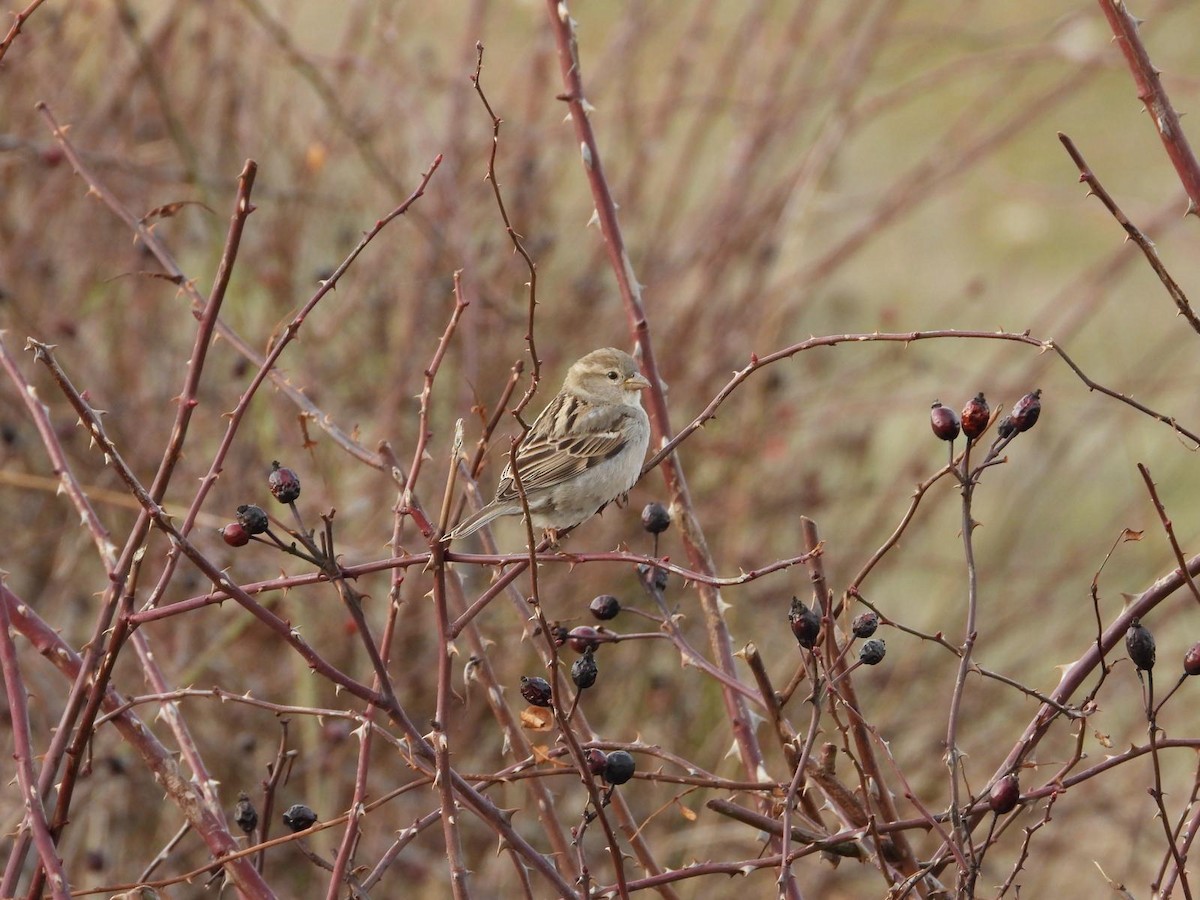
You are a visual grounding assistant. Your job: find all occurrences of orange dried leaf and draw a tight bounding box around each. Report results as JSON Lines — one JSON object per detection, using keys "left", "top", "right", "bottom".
{"left": 520, "top": 707, "right": 554, "bottom": 731}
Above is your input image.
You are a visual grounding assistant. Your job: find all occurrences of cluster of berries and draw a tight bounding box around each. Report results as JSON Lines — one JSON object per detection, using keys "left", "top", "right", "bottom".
{"left": 929, "top": 390, "right": 1042, "bottom": 444}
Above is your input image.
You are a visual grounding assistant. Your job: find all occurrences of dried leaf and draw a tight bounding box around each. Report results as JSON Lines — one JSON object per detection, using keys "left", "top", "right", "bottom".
{"left": 520, "top": 707, "right": 553, "bottom": 731}
{"left": 139, "top": 199, "right": 212, "bottom": 223}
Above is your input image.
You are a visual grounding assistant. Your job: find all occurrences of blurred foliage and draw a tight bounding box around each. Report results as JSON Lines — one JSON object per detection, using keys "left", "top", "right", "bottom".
{"left": 2, "top": 0, "right": 1200, "bottom": 897}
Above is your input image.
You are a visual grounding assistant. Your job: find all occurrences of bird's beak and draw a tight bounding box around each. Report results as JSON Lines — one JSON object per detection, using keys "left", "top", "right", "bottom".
{"left": 625, "top": 372, "right": 651, "bottom": 391}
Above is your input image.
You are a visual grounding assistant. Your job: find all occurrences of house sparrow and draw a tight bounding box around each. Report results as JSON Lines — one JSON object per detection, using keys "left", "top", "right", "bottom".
{"left": 447, "top": 348, "right": 652, "bottom": 541}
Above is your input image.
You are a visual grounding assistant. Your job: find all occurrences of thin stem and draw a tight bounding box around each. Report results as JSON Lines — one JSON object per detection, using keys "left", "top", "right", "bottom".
{"left": 0, "top": 0, "right": 48, "bottom": 63}
{"left": 1058, "top": 132, "right": 1200, "bottom": 335}
{"left": 1098, "top": 0, "right": 1200, "bottom": 214}
{"left": 0, "top": 593, "right": 69, "bottom": 899}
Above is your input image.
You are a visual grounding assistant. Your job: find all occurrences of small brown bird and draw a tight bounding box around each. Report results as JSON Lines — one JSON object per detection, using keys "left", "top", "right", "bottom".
{"left": 447, "top": 348, "right": 651, "bottom": 541}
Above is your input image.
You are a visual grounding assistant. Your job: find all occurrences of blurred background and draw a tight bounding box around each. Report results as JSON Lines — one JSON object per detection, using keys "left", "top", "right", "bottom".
{"left": 2, "top": 0, "right": 1199, "bottom": 896}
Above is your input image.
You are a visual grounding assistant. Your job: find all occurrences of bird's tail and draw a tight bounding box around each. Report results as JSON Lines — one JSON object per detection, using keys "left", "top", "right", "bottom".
{"left": 444, "top": 503, "right": 504, "bottom": 541}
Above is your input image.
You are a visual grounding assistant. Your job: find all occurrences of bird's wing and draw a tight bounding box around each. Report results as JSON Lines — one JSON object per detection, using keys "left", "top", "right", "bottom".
{"left": 494, "top": 412, "right": 632, "bottom": 502}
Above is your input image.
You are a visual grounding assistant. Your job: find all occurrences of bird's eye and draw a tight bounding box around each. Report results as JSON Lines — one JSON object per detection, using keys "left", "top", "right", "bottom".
{"left": 607, "top": 370, "right": 619, "bottom": 381}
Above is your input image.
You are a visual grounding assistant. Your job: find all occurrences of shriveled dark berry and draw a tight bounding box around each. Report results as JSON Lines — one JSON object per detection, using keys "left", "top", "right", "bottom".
{"left": 859, "top": 639, "right": 886, "bottom": 666}
{"left": 589, "top": 594, "right": 621, "bottom": 621}
{"left": 234, "top": 792, "right": 258, "bottom": 835}
{"left": 222, "top": 522, "right": 250, "bottom": 547}
{"left": 1184, "top": 643, "right": 1200, "bottom": 677}
{"left": 1125, "top": 619, "right": 1156, "bottom": 671}
{"left": 929, "top": 401, "right": 960, "bottom": 442}
{"left": 961, "top": 393, "right": 989, "bottom": 441}
{"left": 282, "top": 804, "right": 317, "bottom": 832}
{"left": 1010, "top": 390, "right": 1042, "bottom": 434}
{"left": 268, "top": 460, "right": 302, "bottom": 503}
{"left": 567, "top": 626, "right": 602, "bottom": 654}
{"left": 638, "top": 562, "right": 669, "bottom": 592}
{"left": 989, "top": 774, "right": 1020, "bottom": 815}
{"left": 584, "top": 748, "right": 608, "bottom": 776}
{"left": 519, "top": 676, "right": 553, "bottom": 708}
{"left": 603, "top": 750, "right": 636, "bottom": 786}
{"left": 547, "top": 622, "right": 569, "bottom": 648}
{"left": 788, "top": 597, "right": 820, "bottom": 650}
{"left": 996, "top": 416, "right": 1016, "bottom": 439}
{"left": 851, "top": 611, "right": 879, "bottom": 639}
{"left": 641, "top": 502, "right": 671, "bottom": 534}
{"left": 236, "top": 504, "right": 269, "bottom": 535}
{"left": 571, "top": 649, "right": 598, "bottom": 690}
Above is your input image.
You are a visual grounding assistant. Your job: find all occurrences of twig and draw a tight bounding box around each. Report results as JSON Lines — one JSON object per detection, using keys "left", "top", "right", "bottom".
{"left": 809, "top": 516, "right": 920, "bottom": 886}
{"left": 140, "top": 159, "right": 258, "bottom": 607}
{"left": 945, "top": 439, "right": 983, "bottom": 887}
{"left": 431, "top": 536, "right": 471, "bottom": 898}
{"left": 544, "top": 2, "right": 775, "bottom": 838}
{"left": 644, "top": 331, "right": 1043, "bottom": 473}
{"left": 1058, "top": 132, "right": 1200, "bottom": 335}
{"left": 1138, "top": 671, "right": 1194, "bottom": 900}
{"left": 1159, "top": 756, "right": 1200, "bottom": 897}
{"left": 413, "top": 270, "right": 470, "bottom": 536}
{"left": 0, "top": 590, "right": 69, "bottom": 899}
{"left": 471, "top": 43, "right": 541, "bottom": 399}
{"left": 0, "top": 0, "right": 48, "bottom": 64}
{"left": 35, "top": 101, "right": 441, "bottom": 471}
{"left": 1137, "top": 463, "right": 1200, "bottom": 606}
{"left": 1098, "top": 0, "right": 1200, "bottom": 214}
{"left": 2, "top": 585, "right": 274, "bottom": 897}
{"left": 1048, "top": 340, "right": 1200, "bottom": 447}
{"left": 947, "top": 550, "right": 1200, "bottom": 864}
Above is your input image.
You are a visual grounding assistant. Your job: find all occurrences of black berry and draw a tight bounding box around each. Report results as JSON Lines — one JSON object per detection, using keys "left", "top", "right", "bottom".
{"left": 641, "top": 502, "right": 671, "bottom": 534}
{"left": 638, "top": 562, "right": 669, "bottom": 592}
{"left": 589, "top": 595, "right": 621, "bottom": 621}
{"left": 859, "top": 639, "right": 886, "bottom": 666}
{"left": 282, "top": 804, "right": 317, "bottom": 832}
{"left": 234, "top": 792, "right": 258, "bottom": 835}
{"left": 788, "top": 597, "right": 820, "bottom": 650}
{"left": 1125, "top": 619, "right": 1156, "bottom": 671}
{"left": 268, "top": 460, "right": 301, "bottom": 503}
{"left": 851, "top": 611, "right": 879, "bottom": 639}
{"left": 603, "top": 750, "right": 636, "bottom": 786}
{"left": 519, "top": 675, "right": 553, "bottom": 708}
{"left": 571, "top": 649, "right": 598, "bottom": 690}
{"left": 961, "top": 393, "right": 989, "bottom": 441}
{"left": 996, "top": 416, "right": 1016, "bottom": 439}
{"left": 548, "top": 622, "right": 569, "bottom": 648}
{"left": 236, "top": 504, "right": 269, "bottom": 535}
